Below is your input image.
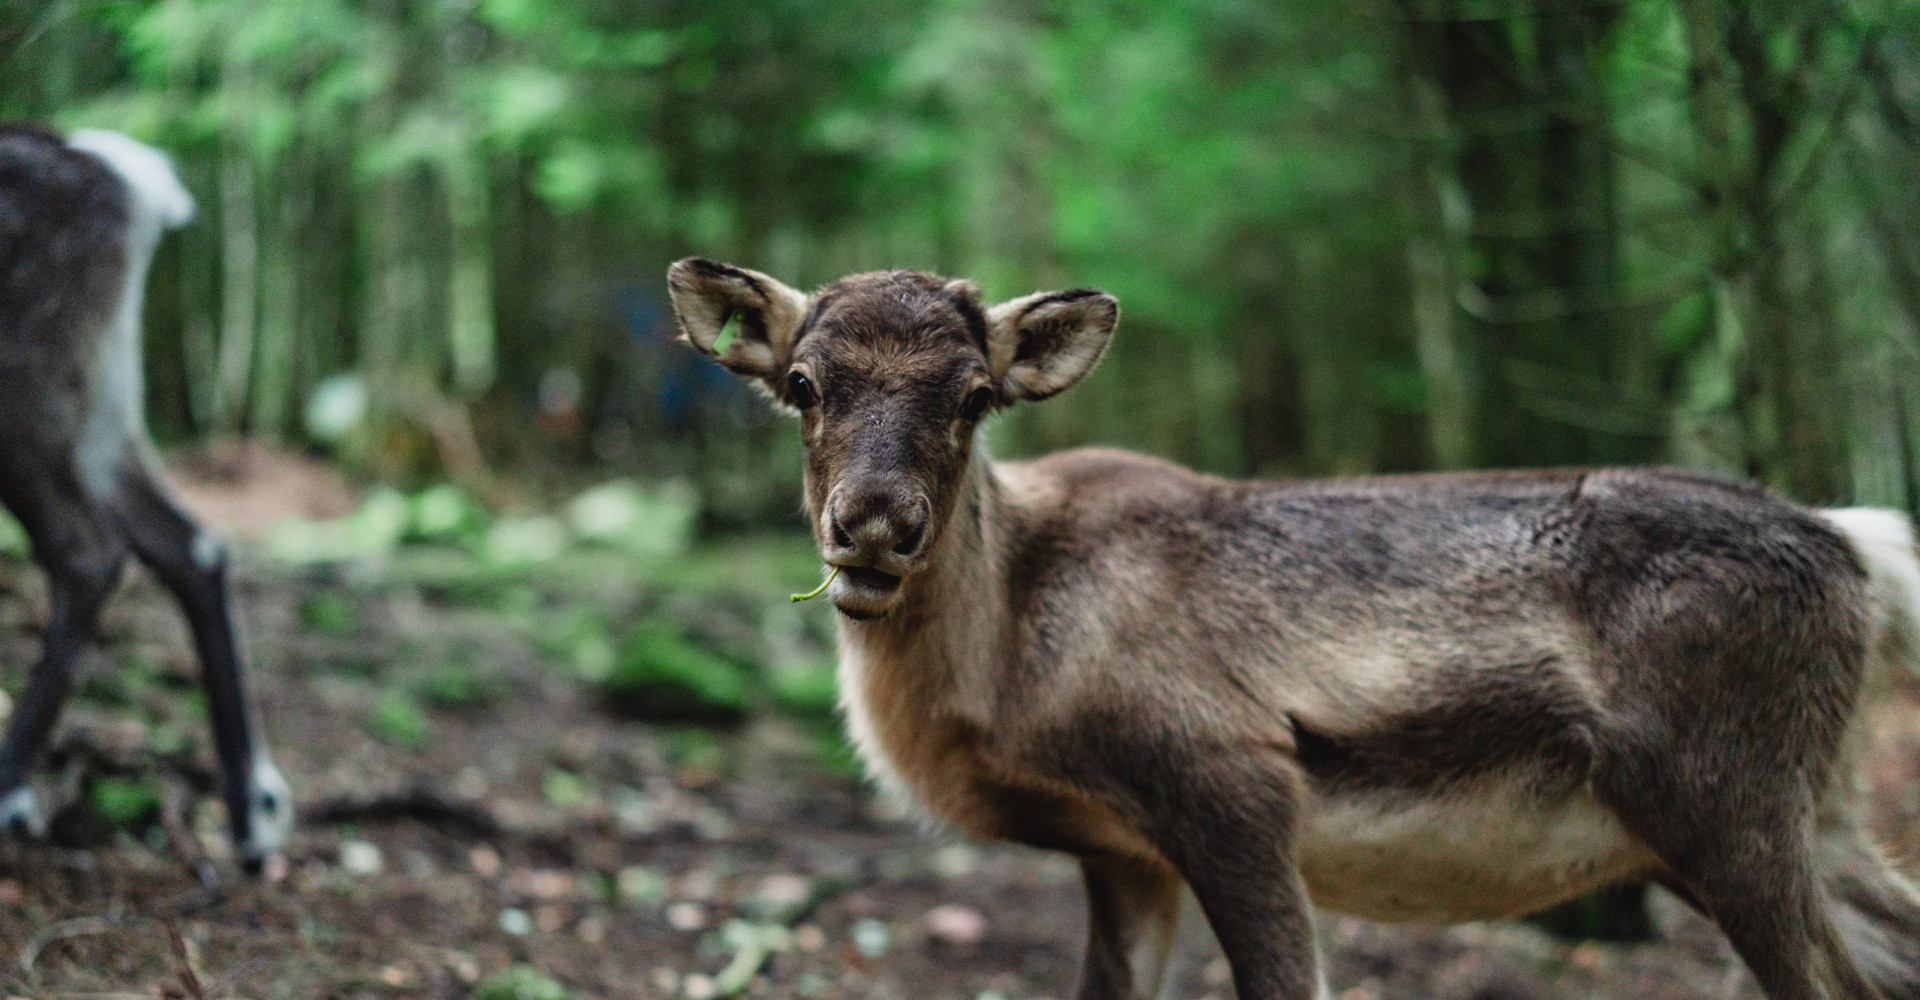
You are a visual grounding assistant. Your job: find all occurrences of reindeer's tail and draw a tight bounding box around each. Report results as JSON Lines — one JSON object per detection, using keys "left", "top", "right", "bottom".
{"left": 1816, "top": 508, "right": 1920, "bottom": 998}
{"left": 1822, "top": 508, "right": 1920, "bottom": 692}
{"left": 65, "top": 129, "right": 194, "bottom": 231}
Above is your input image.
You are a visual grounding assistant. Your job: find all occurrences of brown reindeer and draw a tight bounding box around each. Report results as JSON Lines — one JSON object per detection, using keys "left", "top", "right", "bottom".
{"left": 670, "top": 258, "right": 1920, "bottom": 1000}
{"left": 0, "top": 125, "right": 290, "bottom": 868}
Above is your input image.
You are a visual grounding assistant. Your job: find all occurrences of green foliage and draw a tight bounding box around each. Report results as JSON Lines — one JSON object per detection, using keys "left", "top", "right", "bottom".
{"left": 8, "top": 0, "right": 1917, "bottom": 511}
{"left": 416, "top": 657, "right": 501, "bottom": 710}
{"left": 0, "top": 512, "right": 29, "bottom": 560}
{"left": 565, "top": 479, "right": 700, "bottom": 559}
{"left": 88, "top": 776, "right": 162, "bottom": 830}
{"left": 299, "top": 591, "right": 360, "bottom": 637}
{"left": 368, "top": 689, "right": 431, "bottom": 747}
{"left": 407, "top": 484, "right": 487, "bottom": 545}
{"left": 477, "top": 965, "right": 569, "bottom": 1000}
{"left": 766, "top": 657, "right": 839, "bottom": 716}
{"left": 600, "top": 621, "right": 751, "bottom": 723}
{"left": 541, "top": 769, "right": 591, "bottom": 809}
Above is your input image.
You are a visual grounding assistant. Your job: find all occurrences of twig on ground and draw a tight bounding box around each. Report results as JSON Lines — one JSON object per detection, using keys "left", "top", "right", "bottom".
{"left": 18, "top": 913, "right": 120, "bottom": 979}
{"left": 163, "top": 916, "right": 208, "bottom": 999}
{"left": 305, "top": 786, "right": 503, "bottom": 838}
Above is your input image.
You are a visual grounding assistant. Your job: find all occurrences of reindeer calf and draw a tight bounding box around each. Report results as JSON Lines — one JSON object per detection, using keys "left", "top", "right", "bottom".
{"left": 673, "top": 258, "right": 1920, "bottom": 1000}
{"left": 0, "top": 125, "right": 290, "bottom": 867}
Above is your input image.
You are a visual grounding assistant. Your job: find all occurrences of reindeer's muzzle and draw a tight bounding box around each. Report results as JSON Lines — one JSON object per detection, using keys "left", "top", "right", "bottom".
{"left": 822, "top": 482, "right": 929, "bottom": 615}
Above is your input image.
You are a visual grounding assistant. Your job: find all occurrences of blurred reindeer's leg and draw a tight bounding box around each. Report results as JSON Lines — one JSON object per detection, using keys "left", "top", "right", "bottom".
{"left": 1076, "top": 855, "right": 1184, "bottom": 1000}
{"left": 107, "top": 459, "right": 290, "bottom": 865}
{"left": 0, "top": 488, "right": 125, "bottom": 837}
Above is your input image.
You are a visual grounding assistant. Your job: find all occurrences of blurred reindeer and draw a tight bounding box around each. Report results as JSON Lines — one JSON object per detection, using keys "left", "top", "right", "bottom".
{"left": 0, "top": 125, "right": 290, "bottom": 869}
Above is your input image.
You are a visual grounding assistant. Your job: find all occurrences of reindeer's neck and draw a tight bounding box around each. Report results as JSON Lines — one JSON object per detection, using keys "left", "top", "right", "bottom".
{"left": 834, "top": 449, "right": 1009, "bottom": 803}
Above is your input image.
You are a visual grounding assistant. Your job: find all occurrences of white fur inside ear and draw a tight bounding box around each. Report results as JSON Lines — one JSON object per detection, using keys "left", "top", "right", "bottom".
{"left": 666, "top": 260, "right": 811, "bottom": 380}
{"left": 987, "top": 290, "right": 1118, "bottom": 401}
{"left": 67, "top": 129, "right": 195, "bottom": 230}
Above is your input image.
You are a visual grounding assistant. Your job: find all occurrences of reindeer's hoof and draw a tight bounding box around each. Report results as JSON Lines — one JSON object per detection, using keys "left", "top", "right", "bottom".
{"left": 235, "top": 757, "right": 294, "bottom": 875}
{"left": 0, "top": 785, "right": 44, "bottom": 840}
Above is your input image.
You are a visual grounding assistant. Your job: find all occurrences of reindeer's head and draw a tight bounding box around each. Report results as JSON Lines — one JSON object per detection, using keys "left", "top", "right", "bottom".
{"left": 668, "top": 259, "right": 1118, "bottom": 619}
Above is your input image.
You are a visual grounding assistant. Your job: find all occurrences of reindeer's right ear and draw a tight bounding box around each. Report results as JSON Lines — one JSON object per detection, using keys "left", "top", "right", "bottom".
{"left": 667, "top": 258, "right": 810, "bottom": 382}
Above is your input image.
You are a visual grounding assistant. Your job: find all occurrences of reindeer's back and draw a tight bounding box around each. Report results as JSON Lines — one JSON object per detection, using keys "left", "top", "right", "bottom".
{"left": 0, "top": 124, "right": 131, "bottom": 428}
{"left": 999, "top": 451, "right": 1867, "bottom": 748}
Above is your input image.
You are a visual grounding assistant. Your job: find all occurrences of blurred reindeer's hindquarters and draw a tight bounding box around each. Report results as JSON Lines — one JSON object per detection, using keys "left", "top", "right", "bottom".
{"left": 0, "top": 125, "right": 291, "bottom": 868}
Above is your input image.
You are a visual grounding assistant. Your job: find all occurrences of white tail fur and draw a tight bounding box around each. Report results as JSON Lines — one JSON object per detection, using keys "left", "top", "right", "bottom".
{"left": 62, "top": 130, "right": 194, "bottom": 502}
{"left": 1821, "top": 507, "right": 1920, "bottom": 688}
{"left": 65, "top": 128, "right": 195, "bottom": 229}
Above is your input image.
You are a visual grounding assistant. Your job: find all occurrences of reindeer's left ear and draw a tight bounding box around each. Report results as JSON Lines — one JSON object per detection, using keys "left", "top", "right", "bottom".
{"left": 667, "top": 258, "right": 811, "bottom": 383}
{"left": 986, "top": 289, "right": 1119, "bottom": 401}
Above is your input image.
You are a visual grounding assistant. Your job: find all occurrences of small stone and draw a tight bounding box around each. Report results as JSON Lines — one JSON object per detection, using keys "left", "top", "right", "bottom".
{"left": 576, "top": 915, "right": 607, "bottom": 946}
{"left": 448, "top": 953, "right": 480, "bottom": 984}
{"left": 793, "top": 924, "right": 827, "bottom": 953}
{"left": 619, "top": 865, "right": 669, "bottom": 903}
{"left": 667, "top": 901, "right": 708, "bottom": 932}
{"left": 924, "top": 904, "right": 987, "bottom": 946}
{"left": 651, "top": 967, "right": 681, "bottom": 994}
{"left": 678, "top": 868, "right": 719, "bottom": 902}
{"left": 850, "top": 918, "right": 890, "bottom": 959}
{"left": 452, "top": 765, "right": 489, "bottom": 800}
{"left": 0, "top": 879, "right": 22, "bottom": 905}
{"left": 684, "top": 972, "right": 717, "bottom": 999}
{"left": 751, "top": 873, "right": 811, "bottom": 920}
{"left": 261, "top": 854, "right": 290, "bottom": 883}
{"left": 469, "top": 845, "right": 502, "bottom": 877}
{"left": 930, "top": 843, "right": 978, "bottom": 879}
{"left": 528, "top": 869, "right": 574, "bottom": 899}
{"left": 338, "top": 840, "right": 383, "bottom": 877}
{"left": 499, "top": 907, "right": 533, "bottom": 936}
{"left": 378, "top": 965, "right": 408, "bottom": 987}
{"left": 534, "top": 903, "right": 567, "bottom": 933}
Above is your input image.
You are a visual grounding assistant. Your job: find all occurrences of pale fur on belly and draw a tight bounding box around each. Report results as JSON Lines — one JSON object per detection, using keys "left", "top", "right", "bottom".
{"left": 1297, "top": 779, "right": 1661, "bottom": 923}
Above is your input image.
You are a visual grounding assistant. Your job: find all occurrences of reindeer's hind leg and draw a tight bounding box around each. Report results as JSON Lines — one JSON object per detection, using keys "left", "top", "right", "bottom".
{"left": 1816, "top": 821, "right": 1920, "bottom": 1000}
{"left": 1605, "top": 761, "right": 1880, "bottom": 999}
{"left": 106, "top": 458, "right": 290, "bottom": 867}
{"left": 0, "top": 476, "right": 126, "bottom": 838}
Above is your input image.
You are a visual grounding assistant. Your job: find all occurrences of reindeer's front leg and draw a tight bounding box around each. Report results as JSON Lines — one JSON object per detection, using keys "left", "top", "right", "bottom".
{"left": 1145, "top": 748, "right": 1323, "bottom": 1000}
{"left": 1076, "top": 855, "right": 1184, "bottom": 1000}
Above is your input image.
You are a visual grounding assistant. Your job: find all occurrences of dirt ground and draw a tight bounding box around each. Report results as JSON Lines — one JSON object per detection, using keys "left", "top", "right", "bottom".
{"left": 6, "top": 462, "right": 1920, "bottom": 999}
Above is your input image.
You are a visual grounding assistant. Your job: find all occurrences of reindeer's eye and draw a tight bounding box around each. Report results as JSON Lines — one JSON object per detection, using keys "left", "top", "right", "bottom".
{"left": 960, "top": 386, "right": 995, "bottom": 422}
{"left": 787, "top": 371, "right": 818, "bottom": 409}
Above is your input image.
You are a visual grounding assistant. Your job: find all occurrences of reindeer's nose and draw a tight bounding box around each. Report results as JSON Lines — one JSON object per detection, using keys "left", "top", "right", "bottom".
{"left": 827, "top": 486, "right": 929, "bottom": 564}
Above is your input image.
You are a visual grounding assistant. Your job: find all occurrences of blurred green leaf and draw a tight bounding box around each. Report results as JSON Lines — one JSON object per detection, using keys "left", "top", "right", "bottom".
{"left": 369, "top": 689, "right": 431, "bottom": 747}
{"left": 477, "top": 964, "right": 569, "bottom": 1000}
{"left": 601, "top": 622, "right": 750, "bottom": 723}
{"left": 89, "top": 776, "right": 161, "bottom": 829}
{"left": 299, "top": 592, "right": 360, "bottom": 637}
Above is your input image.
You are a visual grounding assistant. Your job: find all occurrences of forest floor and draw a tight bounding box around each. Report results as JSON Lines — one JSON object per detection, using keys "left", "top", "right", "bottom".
{"left": 6, "top": 451, "right": 1920, "bottom": 1000}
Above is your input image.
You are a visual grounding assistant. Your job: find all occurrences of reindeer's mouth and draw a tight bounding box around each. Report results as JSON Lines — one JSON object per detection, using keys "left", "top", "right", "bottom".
{"left": 830, "top": 563, "right": 907, "bottom": 620}
{"left": 839, "top": 565, "right": 902, "bottom": 593}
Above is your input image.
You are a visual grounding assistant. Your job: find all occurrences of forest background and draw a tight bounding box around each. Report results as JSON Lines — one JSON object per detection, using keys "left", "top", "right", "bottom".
{"left": 7, "top": 0, "right": 1918, "bottom": 524}
{"left": 7, "top": 1, "right": 1920, "bottom": 993}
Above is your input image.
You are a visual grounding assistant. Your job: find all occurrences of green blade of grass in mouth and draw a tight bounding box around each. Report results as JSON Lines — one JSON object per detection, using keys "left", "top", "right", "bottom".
{"left": 791, "top": 565, "right": 840, "bottom": 602}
